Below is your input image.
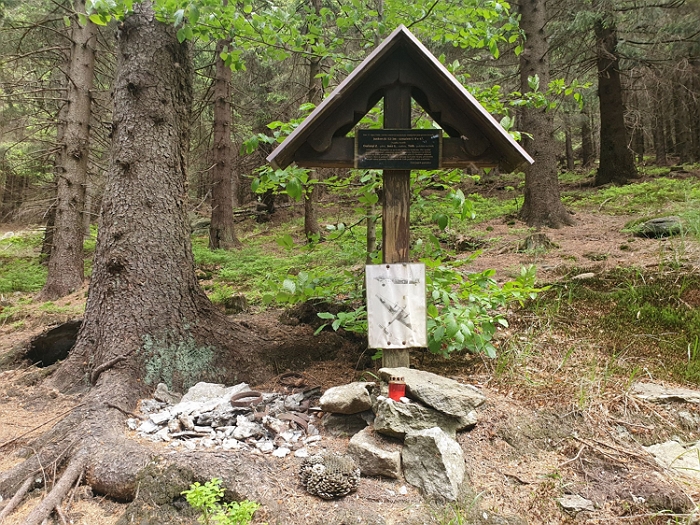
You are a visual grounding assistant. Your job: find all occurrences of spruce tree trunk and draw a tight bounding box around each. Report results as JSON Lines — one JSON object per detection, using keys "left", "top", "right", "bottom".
{"left": 652, "top": 82, "right": 668, "bottom": 165}
{"left": 580, "top": 109, "right": 594, "bottom": 168}
{"left": 51, "top": 1, "right": 251, "bottom": 394}
{"left": 303, "top": 0, "right": 323, "bottom": 241}
{"left": 672, "top": 78, "right": 691, "bottom": 163}
{"left": 40, "top": 3, "right": 97, "bottom": 299}
{"left": 593, "top": 16, "right": 637, "bottom": 185}
{"left": 564, "top": 117, "right": 575, "bottom": 171}
{"left": 208, "top": 34, "right": 241, "bottom": 250}
{"left": 517, "top": 0, "right": 573, "bottom": 228}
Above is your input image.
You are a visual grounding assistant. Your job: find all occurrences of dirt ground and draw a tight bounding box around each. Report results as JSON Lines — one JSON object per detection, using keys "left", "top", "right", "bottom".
{"left": 1, "top": 206, "right": 700, "bottom": 524}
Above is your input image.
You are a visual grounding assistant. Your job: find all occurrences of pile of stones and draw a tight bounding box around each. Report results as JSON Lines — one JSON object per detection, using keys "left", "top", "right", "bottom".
{"left": 128, "top": 381, "right": 322, "bottom": 458}
{"left": 320, "top": 367, "right": 486, "bottom": 501}
{"left": 129, "top": 367, "right": 486, "bottom": 502}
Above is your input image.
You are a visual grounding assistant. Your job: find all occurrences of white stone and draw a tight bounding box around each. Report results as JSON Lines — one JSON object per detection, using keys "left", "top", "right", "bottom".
{"left": 557, "top": 494, "right": 595, "bottom": 512}
{"left": 150, "top": 411, "right": 172, "bottom": 425}
{"left": 305, "top": 435, "right": 322, "bottom": 444}
{"left": 256, "top": 442, "right": 274, "bottom": 453}
{"left": 126, "top": 418, "right": 139, "bottom": 430}
{"left": 182, "top": 440, "right": 197, "bottom": 450}
{"left": 644, "top": 440, "right": 700, "bottom": 481}
{"left": 632, "top": 383, "right": 700, "bottom": 404}
{"left": 201, "top": 439, "right": 215, "bottom": 448}
{"left": 137, "top": 420, "right": 160, "bottom": 434}
{"left": 294, "top": 448, "right": 310, "bottom": 458}
{"left": 156, "top": 428, "right": 171, "bottom": 442}
{"left": 272, "top": 447, "right": 291, "bottom": 458}
{"left": 222, "top": 439, "right": 242, "bottom": 450}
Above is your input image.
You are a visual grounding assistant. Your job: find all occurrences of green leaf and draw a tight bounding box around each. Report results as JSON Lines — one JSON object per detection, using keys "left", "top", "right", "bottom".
{"left": 317, "top": 312, "right": 335, "bottom": 320}
{"left": 282, "top": 279, "right": 296, "bottom": 295}
{"left": 63, "top": 15, "right": 71, "bottom": 27}
{"left": 433, "top": 325, "right": 445, "bottom": 342}
{"left": 286, "top": 177, "right": 303, "bottom": 200}
{"left": 88, "top": 13, "right": 109, "bottom": 25}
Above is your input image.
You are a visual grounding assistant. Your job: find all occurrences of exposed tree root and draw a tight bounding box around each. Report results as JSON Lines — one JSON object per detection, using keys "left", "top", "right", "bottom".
{"left": 0, "top": 476, "right": 32, "bottom": 522}
{"left": 23, "top": 453, "right": 85, "bottom": 525}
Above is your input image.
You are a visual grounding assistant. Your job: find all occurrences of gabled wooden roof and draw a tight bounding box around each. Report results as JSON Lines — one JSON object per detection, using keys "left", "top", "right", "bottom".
{"left": 267, "top": 25, "right": 534, "bottom": 173}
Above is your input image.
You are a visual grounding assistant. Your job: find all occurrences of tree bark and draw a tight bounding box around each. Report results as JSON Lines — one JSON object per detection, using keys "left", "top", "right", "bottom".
{"left": 40, "top": 3, "right": 97, "bottom": 299}
{"left": 303, "top": 0, "right": 323, "bottom": 241}
{"left": 49, "top": 1, "right": 256, "bottom": 395}
{"left": 517, "top": 0, "right": 573, "bottom": 228}
{"left": 672, "top": 77, "right": 691, "bottom": 163}
{"left": 580, "top": 109, "right": 595, "bottom": 168}
{"left": 208, "top": 34, "right": 241, "bottom": 250}
{"left": 0, "top": 162, "right": 27, "bottom": 222}
{"left": 652, "top": 81, "right": 668, "bottom": 165}
{"left": 564, "top": 116, "right": 575, "bottom": 171}
{"left": 593, "top": 15, "right": 637, "bottom": 185}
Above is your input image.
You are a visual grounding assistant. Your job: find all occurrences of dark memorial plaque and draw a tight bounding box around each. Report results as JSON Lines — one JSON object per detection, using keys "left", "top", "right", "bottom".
{"left": 355, "top": 129, "right": 441, "bottom": 169}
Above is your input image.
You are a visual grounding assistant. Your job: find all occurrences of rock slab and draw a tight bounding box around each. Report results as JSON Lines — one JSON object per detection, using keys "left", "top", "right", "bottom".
{"left": 644, "top": 440, "right": 700, "bottom": 481}
{"left": 378, "top": 367, "right": 485, "bottom": 419}
{"left": 320, "top": 382, "right": 373, "bottom": 414}
{"left": 401, "top": 427, "right": 465, "bottom": 501}
{"left": 631, "top": 382, "right": 700, "bottom": 404}
{"left": 347, "top": 428, "right": 402, "bottom": 479}
{"left": 373, "top": 398, "right": 463, "bottom": 438}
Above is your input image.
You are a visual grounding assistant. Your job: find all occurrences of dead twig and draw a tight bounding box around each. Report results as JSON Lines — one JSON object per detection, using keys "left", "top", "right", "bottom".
{"left": 558, "top": 444, "right": 587, "bottom": 468}
{"left": 0, "top": 476, "right": 33, "bottom": 522}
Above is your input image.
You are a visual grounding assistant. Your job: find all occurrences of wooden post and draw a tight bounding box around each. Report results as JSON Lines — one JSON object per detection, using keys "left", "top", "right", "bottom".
{"left": 381, "top": 85, "right": 412, "bottom": 368}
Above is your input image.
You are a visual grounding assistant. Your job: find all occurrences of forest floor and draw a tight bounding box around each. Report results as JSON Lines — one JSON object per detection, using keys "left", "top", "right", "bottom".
{"left": 1, "top": 168, "right": 700, "bottom": 524}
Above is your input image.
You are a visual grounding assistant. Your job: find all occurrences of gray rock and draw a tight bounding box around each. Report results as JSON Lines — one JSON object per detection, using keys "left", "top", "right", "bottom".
{"left": 167, "top": 418, "right": 182, "bottom": 433}
{"left": 149, "top": 411, "right": 172, "bottom": 426}
{"left": 401, "top": 427, "right": 465, "bottom": 501}
{"left": 137, "top": 420, "right": 160, "bottom": 434}
{"left": 322, "top": 412, "right": 370, "bottom": 437}
{"left": 320, "top": 382, "right": 374, "bottom": 414}
{"left": 373, "top": 398, "right": 462, "bottom": 438}
{"left": 347, "top": 428, "right": 402, "bottom": 479}
{"left": 557, "top": 494, "right": 595, "bottom": 512}
{"left": 378, "top": 367, "right": 485, "bottom": 419}
{"left": 644, "top": 440, "right": 700, "bottom": 481}
{"left": 181, "top": 382, "right": 227, "bottom": 403}
{"left": 153, "top": 383, "right": 182, "bottom": 405}
{"left": 631, "top": 382, "right": 700, "bottom": 404}
{"left": 179, "top": 414, "right": 195, "bottom": 430}
{"left": 232, "top": 415, "right": 264, "bottom": 440}
{"left": 635, "top": 216, "right": 682, "bottom": 238}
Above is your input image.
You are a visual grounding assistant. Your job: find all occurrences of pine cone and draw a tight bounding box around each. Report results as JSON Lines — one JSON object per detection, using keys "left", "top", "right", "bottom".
{"left": 299, "top": 453, "right": 360, "bottom": 499}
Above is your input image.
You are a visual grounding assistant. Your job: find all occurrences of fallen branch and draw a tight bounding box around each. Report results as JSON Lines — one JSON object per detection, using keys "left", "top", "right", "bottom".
{"left": 22, "top": 453, "right": 86, "bottom": 525}
{"left": 0, "top": 476, "right": 33, "bottom": 522}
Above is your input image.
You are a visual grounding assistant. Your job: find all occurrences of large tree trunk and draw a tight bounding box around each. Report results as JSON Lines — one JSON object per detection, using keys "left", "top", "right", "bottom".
{"left": 517, "top": 0, "right": 573, "bottom": 228}
{"left": 0, "top": 162, "right": 26, "bottom": 222}
{"left": 208, "top": 34, "right": 241, "bottom": 250}
{"left": 40, "top": 2, "right": 97, "bottom": 299}
{"left": 672, "top": 76, "right": 691, "bottom": 163}
{"left": 652, "top": 80, "right": 668, "bottom": 166}
{"left": 0, "top": 2, "right": 272, "bottom": 510}
{"left": 580, "top": 108, "right": 595, "bottom": 168}
{"left": 302, "top": 0, "right": 323, "bottom": 241}
{"left": 49, "top": 2, "right": 255, "bottom": 396}
{"left": 593, "top": 15, "right": 637, "bottom": 185}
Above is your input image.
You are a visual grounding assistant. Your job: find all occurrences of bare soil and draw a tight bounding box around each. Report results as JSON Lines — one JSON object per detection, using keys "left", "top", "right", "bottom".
{"left": 1, "top": 191, "right": 700, "bottom": 524}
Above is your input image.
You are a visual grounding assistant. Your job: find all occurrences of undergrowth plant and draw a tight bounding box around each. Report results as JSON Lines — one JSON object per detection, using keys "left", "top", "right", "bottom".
{"left": 182, "top": 478, "right": 261, "bottom": 525}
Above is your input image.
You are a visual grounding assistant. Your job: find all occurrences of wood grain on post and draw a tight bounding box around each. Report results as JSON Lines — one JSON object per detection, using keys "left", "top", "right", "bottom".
{"left": 381, "top": 85, "right": 412, "bottom": 368}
